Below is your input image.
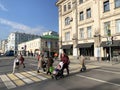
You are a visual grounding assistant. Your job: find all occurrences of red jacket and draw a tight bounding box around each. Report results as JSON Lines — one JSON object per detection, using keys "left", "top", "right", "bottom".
{"left": 61, "top": 55, "right": 70, "bottom": 64}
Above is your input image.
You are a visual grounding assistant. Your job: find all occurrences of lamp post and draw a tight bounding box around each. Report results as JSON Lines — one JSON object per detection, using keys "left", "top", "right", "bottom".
{"left": 106, "top": 25, "right": 112, "bottom": 64}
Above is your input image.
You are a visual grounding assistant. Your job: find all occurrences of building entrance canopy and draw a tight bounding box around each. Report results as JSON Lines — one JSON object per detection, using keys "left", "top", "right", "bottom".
{"left": 101, "top": 40, "right": 120, "bottom": 47}
{"left": 61, "top": 45, "right": 73, "bottom": 49}
{"left": 76, "top": 43, "right": 94, "bottom": 48}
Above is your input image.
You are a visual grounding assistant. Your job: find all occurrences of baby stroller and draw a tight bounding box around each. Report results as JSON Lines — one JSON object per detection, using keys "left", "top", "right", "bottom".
{"left": 42, "top": 60, "right": 47, "bottom": 72}
{"left": 51, "top": 61, "right": 64, "bottom": 80}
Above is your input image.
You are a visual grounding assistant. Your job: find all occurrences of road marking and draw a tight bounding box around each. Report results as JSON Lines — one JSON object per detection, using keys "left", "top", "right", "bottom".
{"left": 94, "top": 69, "right": 120, "bottom": 75}
{"left": 0, "top": 75, "right": 16, "bottom": 89}
{"left": 15, "top": 73, "right": 34, "bottom": 84}
{"left": 76, "top": 74, "right": 120, "bottom": 87}
{"left": 7, "top": 74, "right": 25, "bottom": 86}
{"left": 27, "top": 71, "right": 47, "bottom": 80}
{"left": 21, "top": 72, "right": 41, "bottom": 82}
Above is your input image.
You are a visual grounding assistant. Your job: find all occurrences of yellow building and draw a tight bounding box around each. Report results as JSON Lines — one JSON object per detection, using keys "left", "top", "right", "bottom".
{"left": 56, "top": 0, "right": 120, "bottom": 60}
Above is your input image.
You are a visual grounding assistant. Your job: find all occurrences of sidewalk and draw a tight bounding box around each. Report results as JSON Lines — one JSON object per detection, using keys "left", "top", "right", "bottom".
{"left": 70, "top": 58, "right": 120, "bottom": 69}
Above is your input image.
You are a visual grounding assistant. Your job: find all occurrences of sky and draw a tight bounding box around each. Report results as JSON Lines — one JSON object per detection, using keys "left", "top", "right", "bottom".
{"left": 0, "top": 0, "right": 58, "bottom": 40}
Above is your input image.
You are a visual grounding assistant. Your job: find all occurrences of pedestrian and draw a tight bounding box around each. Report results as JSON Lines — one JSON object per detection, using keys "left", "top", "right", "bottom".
{"left": 60, "top": 52, "right": 70, "bottom": 76}
{"left": 79, "top": 54, "right": 86, "bottom": 72}
{"left": 107, "top": 53, "right": 110, "bottom": 62}
{"left": 12, "top": 55, "right": 19, "bottom": 73}
{"left": 37, "top": 54, "right": 41, "bottom": 73}
{"left": 19, "top": 54, "right": 25, "bottom": 68}
{"left": 54, "top": 52, "right": 58, "bottom": 60}
{"left": 46, "top": 56, "right": 54, "bottom": 75}
{"left": 37, "top": 53, "right": 45, "bottom": 73}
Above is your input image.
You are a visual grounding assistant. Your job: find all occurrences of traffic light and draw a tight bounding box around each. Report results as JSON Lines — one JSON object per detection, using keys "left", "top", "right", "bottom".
{"left": 107, "top": 29, "right": 111, "bottom": 36}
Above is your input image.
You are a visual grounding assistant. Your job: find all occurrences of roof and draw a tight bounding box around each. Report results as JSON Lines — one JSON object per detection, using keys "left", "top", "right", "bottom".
{"left": 41, "top": 35, "right": 59, "bottom": 39}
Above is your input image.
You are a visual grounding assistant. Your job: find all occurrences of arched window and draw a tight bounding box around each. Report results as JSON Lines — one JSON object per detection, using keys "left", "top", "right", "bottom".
{"left": 65, "top": 17, "right": 70, "bottom": 25}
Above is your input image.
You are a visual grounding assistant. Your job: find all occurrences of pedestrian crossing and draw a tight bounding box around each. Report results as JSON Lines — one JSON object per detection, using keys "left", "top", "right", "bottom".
{"left": 0, "top": 64, "right": 100, "bottom": 89}
{"left": 0, "top": 71, "right": 51, "bottom": 89}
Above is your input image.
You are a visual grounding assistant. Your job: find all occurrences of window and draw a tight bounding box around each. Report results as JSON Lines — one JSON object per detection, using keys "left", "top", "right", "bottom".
{"left": 79, "top": 0, "right": 83, "bottom": 4}
{"left": 65, "top": 32, "right": 70, "bottom": 41}
{"left": 65, "top": 17, "right": 70, "bottom": 25}
{"left": 115, "top": 0, "right": 120, "bottom": 8}
{"left": 87, "top": 26, "right": 92, "bottom": 38}
{"left": 116, "top": 19, "right": 120, "bottom": 33}
{"left": 64, "top": 5, "right": 66, "bottom": 12}
{"left": 79, "top": 28, "right": 84, "bottom": 39}
{"left": 103, "top": 0, "right": 110, "bottom": 12}
{"left": 79, "top": 11, "right": 84, "bottom": 21}
{"left": 68, "top": 2, "right": 71, "bottom": 10}
{"left": 104, "top": 21, "right": 110, "bottom": 35}
{"left": 55, "top": 42, "right": 58, "bottom": 47}
{"left": 86, "top": 8, "right": 91, "bottom": 18}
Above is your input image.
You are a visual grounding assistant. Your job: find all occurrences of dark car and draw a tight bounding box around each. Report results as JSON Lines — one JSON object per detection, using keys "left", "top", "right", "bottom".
{"left": 5, "top": 50, "right": 14, "bottom": 56}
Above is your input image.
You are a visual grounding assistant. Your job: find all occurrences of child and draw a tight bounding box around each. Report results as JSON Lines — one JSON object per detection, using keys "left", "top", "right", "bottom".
{"left": 12, "top": 55, "right": 19, "bottom": 73}
{"left": 53, "top": 61, "right": 63, "bottom": 75}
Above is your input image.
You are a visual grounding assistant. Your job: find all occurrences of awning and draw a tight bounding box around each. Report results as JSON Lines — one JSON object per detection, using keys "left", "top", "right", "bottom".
{"left": 101, "top": 40, "right": 120, "bottom": 47}
{"left": 61, "top": 45, "right": 73, "bottom": 49}
{"left": 77, "top": 43, "right": 94, "bottom": 48}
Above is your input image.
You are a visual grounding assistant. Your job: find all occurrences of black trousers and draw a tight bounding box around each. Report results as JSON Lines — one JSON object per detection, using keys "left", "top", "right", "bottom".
{"left": 61, "top": 63, "right": 69, "bottom": 75}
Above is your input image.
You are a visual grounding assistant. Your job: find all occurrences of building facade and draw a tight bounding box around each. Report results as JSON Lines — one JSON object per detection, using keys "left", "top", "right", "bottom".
{"left": 56, "top": 0, "right": 120, "bottom": 60}
{"left": 7, "top": 32, "right": 40, "bottom": 54}
{"left": 18, "top": 31, "right": 59, "bottom": 57}
{"left": 0, "top": 39, "right": 7, "bottom": 53}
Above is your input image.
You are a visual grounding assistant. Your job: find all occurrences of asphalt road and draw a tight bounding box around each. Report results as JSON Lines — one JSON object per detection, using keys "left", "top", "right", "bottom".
{"left": 0, "top": 57, "right": 120, "bottom": 90}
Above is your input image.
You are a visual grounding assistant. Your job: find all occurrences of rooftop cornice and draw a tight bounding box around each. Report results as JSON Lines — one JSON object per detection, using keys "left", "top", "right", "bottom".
{"left": 56, "top": 0, "right": 66, "bottom": 6}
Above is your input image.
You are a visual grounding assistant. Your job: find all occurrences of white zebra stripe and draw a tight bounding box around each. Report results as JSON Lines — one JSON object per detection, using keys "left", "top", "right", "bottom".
{"left": 0, "top": 75, "right": 16, "bottom": 89}
{"left": 27, "top": 71, "right": 47, "bottom": 80}
{"left": 15, "top": 73, "right": 33, "bottom": 84}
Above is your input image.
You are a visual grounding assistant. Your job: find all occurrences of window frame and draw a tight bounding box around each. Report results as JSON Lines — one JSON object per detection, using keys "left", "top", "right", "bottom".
{"left": 116, "top": 19, "right": 120, "bottom": 33}
{"left": 104, "top": 21, "right": 110, "bottom": 35}
{"left": 65, "top": 32, "right": 70, "bottom": 41}
{"left": 68, "top": 2, "right": 71, "bottom": 10}
{"left": 79, "top": 11, "right": 84, "bottom": 21}
{"left": 87, "top": 26, "right": 92, "bottom": 38}
{"left": 64, "top": 5, "right": 66, "bottom": 12}
{"left": 79, "top": 28, "right": 84, "bottom": 39}
{"left": 103, "top": 0, "right": 110, "bottom": 12}
{"left": 65, "top": 17, "right": 70, "bottom": 26}
{"left": 79, "top": 0, "right": 83, "bottom": 4}
{"left": 86, "top": 8, "right": 91, "bottom": 19}
{"left": 115, "top": 0, "right": 120, "bottom": 8}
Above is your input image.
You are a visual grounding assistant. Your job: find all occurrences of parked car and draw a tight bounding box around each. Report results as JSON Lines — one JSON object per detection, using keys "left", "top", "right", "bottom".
{"left": 5, "top": 50, "right": 14, "bottom": 56}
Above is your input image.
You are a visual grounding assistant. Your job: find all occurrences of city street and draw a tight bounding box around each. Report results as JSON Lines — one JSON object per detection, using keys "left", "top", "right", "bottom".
{"left": 0, "top": 57, "right": 120, "bottom": 90}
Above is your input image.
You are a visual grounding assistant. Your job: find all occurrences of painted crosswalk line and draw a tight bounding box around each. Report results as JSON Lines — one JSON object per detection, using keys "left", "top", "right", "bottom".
{"left": 0, "top": 75, "right": 16, "bottom": 89}
{"left": 20, "top": 72, "right": 41, "bottom": 82}
{"left": 15, "top": 73, "right": 34, "bottom": 84}
{"left": 7, "top": 74, "right": 25, "bottom": 86}
{"left": 0, "top": 64, "right": 101, "bottom": 89}
{"left": 0, "top": 71, "right": 50, "bottom": 89}
{"left": 27, "top": 71, "right": 47, "bottom": 80}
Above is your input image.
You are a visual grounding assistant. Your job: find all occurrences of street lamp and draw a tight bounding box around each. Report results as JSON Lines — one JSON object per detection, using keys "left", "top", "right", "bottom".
{"left": 106, "top": 26, "right": 112, "bottom": 64}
